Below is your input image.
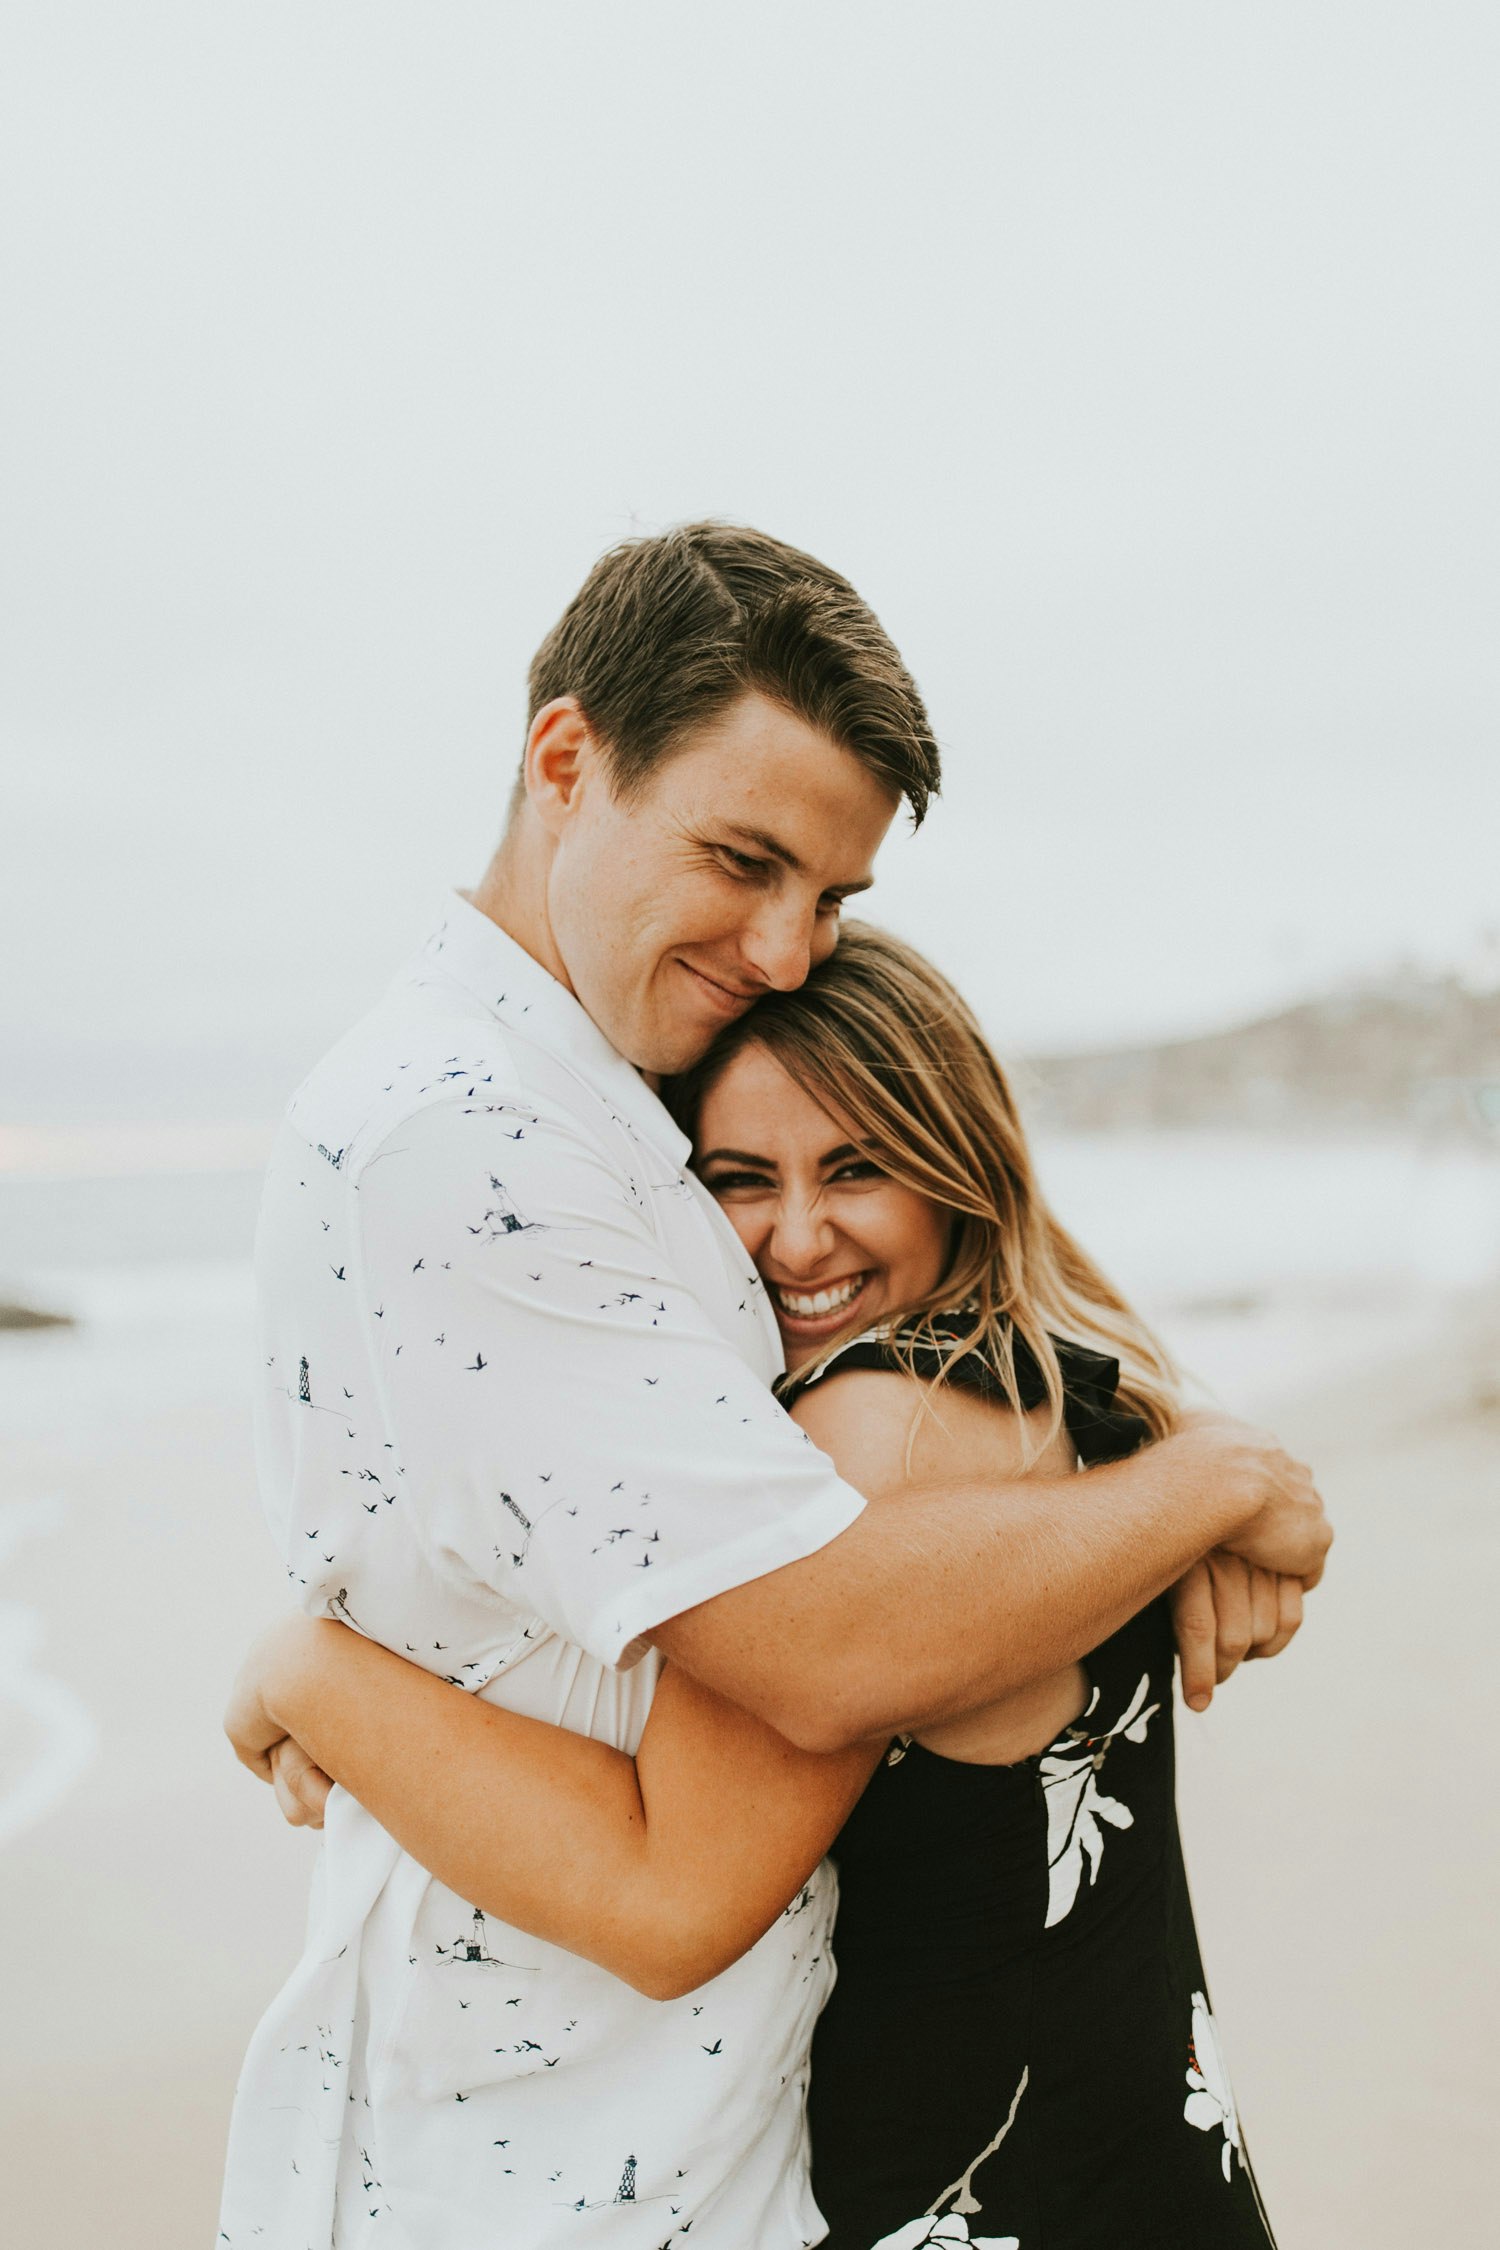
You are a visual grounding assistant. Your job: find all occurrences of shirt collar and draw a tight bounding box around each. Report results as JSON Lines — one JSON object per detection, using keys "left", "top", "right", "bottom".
{"left": 416, "top": 892, "right": 693, "bottom": 1168}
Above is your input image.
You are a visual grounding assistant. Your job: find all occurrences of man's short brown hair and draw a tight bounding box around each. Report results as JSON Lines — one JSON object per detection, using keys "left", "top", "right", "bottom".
{"left": 523, "top": 521, "right": 941, "bottom": 822}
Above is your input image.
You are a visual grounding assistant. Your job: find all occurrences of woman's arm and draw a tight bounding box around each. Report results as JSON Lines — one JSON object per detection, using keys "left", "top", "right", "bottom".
{"left": 225, "top": 1376, "right": 1091, "bottom": 1997}
{"left": 229, "top": 1616, "right": 877, "bottom": 2000}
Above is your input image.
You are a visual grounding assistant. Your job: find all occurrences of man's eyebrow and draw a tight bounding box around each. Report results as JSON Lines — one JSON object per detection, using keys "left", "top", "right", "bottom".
{"left": 716, "top": 823, "right": 874, "bottom": 897}
{"left": 718, "top": 823, "right": 804, "bottom": 871}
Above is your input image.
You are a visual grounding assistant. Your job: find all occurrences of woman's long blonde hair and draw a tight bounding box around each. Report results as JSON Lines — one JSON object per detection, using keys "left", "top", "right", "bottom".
{"left": 664, "top": 920, "right": 1180, "bottom": 1455}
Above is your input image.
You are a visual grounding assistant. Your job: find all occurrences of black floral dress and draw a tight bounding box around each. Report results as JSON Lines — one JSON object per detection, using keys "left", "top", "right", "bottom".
{"left": 786, "top": 1322, "right": 1276, "bottom": 2250}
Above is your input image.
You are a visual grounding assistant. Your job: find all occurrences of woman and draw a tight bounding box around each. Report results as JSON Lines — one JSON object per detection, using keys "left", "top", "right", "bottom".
{"left": 230, "top": 924, "right": 1281, "bottom": 2248}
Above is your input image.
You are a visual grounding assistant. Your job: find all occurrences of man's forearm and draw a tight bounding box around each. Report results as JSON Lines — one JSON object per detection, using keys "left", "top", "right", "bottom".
{"left": 655, "top": 1423, "right": 1320, "bottom": 1752}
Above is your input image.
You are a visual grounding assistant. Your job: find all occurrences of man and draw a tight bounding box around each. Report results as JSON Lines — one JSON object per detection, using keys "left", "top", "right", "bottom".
{"left": 219, "top": 523, "right": 1327, "bottom": 2248}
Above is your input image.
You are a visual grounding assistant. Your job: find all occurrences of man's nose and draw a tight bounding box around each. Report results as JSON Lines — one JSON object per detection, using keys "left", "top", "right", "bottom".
{"left": 739, "top": 899, "right": 817, "bottom": 994}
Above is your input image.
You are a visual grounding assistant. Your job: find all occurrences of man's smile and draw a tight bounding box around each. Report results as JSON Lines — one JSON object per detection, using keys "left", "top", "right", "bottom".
{"left": 678, "top": 959, "right": 761, "bottom": 1017}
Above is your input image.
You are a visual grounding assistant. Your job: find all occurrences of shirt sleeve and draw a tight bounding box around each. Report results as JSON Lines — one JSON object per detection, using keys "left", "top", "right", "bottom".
{"left": 354, "top": 1095, "right": 866, "bottom": 1670}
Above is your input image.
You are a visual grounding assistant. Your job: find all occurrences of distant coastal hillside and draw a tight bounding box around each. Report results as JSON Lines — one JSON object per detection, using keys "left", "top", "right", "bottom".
{"left": 1023, "top": 974, "right": 1500, "bottom": 1137}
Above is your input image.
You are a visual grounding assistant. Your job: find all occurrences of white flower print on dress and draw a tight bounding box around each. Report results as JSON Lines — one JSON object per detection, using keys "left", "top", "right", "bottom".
{"left": 1184, "top": 1988, "right": 1244, "bottom": 2180}
{"left": 869, "top": 2218, "right": 1019, "bottom": 2249}
{"left": 868, "top": 2066, "right": 1027, "bottom": 2249}
{"left": 1039, "top": 1670, "right": 1159, "bottom": 1927}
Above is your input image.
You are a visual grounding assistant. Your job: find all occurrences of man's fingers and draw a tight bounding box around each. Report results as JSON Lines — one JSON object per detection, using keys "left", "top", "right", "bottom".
{"left": 1207, "top": 1552, "right": 1253, "bottom": 1683}
{"left": 1194, "top": 1413, "right": 1332, "bottom": 1583}
{"left": 1247, "top": 1566, "right": 1280, "bottom": 1651}
{"left": 1175, "top": 1548, "right": 1307, "bottom": 1706}
{"left": 1171, "top": 1560, "right": 1217, "bottom": 1712}
{"left": 1281, "top": 1571, "right": 1305, "bottom": 1643}
{"left": 1249, "top": 1574, "right": 1305, "bottom": 1660}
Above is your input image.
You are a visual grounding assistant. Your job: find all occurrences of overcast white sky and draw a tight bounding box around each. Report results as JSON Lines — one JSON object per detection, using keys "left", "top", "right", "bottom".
{"left": 3, "top": 3, "right": 1497, "bottom": 1121}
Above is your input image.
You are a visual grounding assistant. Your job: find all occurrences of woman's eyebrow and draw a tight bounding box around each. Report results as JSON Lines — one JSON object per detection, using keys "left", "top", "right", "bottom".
{"left": 697, "top": 1139, "right": 876, "bottom": 1168}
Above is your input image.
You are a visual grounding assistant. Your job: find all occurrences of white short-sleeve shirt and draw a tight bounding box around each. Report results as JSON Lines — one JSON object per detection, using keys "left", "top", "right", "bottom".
{"left": 218, "top": 895, "right": 867, "bottom": 2250}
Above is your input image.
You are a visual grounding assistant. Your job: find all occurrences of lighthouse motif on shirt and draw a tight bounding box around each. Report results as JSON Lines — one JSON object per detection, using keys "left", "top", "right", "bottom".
{"left": 476, "top": 1175, "right": 543, "bottom": 1241}
{"left": 437, "top": 1907, "right": 539, "bottom": 1975}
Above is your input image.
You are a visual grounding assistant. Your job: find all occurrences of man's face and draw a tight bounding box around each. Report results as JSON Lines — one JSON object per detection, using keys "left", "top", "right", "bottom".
{"left": 543, "top": 691, "right": 899, "bottom": 1075}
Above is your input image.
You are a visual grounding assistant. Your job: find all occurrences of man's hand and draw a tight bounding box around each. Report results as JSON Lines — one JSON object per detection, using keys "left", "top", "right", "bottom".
{"left": 1171, "top": 1553, "right": 1305, "bottom": 1712}
{"left": 1177, "top": 1409, "right": 1332, "bottom": 1586}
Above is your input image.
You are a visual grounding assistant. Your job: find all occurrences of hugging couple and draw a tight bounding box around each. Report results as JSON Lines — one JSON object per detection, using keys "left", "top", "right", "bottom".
{"left": 219, "top": 522, "right": 1329, "bottom": 2250}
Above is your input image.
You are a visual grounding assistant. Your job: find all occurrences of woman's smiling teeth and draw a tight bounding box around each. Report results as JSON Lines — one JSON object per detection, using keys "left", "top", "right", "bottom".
{"left": 771, "top": 1273, "right": 870, "bottom": 1321}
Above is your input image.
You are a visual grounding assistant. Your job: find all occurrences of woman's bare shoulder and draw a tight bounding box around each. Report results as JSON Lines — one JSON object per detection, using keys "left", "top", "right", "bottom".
{"left": 788, "top": 1359, "right": 1072, "bottom": 1499}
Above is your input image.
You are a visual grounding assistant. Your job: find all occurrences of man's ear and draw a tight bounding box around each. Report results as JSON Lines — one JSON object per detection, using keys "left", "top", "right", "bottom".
{"left": 523, "top": 698, "right": 600, "bottom": 839}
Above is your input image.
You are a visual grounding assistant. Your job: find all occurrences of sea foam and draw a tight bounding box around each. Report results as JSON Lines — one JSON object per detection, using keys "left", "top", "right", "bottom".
{"left": 0, "top": 1498, "right": 99, "bottom": 1850}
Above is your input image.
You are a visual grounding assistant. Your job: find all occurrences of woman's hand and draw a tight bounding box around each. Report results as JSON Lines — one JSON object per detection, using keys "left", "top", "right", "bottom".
{"left": 224, "top": 1611, "right": 338, "bottom": 1788}
{"left": 268, "top": 1735, "right": 333, "bottom": 1828}
{"left": 238, "top": 1619, "right": 876, "bottom": 1998}
{"left": 1172, "top": 1554, "right": 1305, "bottom": 1712}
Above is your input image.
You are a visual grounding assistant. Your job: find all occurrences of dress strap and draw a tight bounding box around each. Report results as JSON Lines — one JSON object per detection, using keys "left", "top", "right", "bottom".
{"left": 784, "top": 1317, "right": 1150, "bottom": 1466}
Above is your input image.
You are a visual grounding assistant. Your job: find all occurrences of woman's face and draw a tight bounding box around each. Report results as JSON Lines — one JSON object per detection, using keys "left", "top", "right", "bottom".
{"left": 693, "top": 1041, "right": 951, "bottom": 1370}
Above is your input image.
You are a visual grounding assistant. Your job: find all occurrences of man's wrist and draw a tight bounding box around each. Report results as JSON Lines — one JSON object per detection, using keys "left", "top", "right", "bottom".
{"left": 1165, "top": 1420, "right": 1262, "bottom": 1547}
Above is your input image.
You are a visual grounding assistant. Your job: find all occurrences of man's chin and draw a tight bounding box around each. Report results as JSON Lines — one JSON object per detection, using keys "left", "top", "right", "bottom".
{"left": 587, "top": 997, "right": 716, "bottom": 1083}
{"left": 593, "top": 980, "right": 750, "bottom": 1082}
{"left": 638, "top": 1021, "right": 724, "bottom": 1082}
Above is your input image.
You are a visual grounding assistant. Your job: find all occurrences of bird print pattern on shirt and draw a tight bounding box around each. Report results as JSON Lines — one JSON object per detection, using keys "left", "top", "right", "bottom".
{"left": 219, "top": 899, "right": 859, "bottom": 2250}
{"left": 273, "top": 1140, "right": 797, "bottom": 1616}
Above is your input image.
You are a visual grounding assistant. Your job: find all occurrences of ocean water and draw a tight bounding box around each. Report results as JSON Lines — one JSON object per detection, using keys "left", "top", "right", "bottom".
{"left": 0, "top": 1496, "right": 99, "bottom": 1851}
{"left": 1, "top": 1169, "right": 267, "bottom": 1851}
{"left": 1030, "top": 1130, "right": 1500, "bottom": 1405}
{"left": 2, "top": 1129, "right": 1497, "bottom": 1852}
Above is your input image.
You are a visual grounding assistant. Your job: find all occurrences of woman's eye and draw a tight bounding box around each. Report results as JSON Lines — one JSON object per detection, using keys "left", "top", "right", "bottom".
{"left": 701, "top": 1170, "right": 771, "bottom": 1195}
{"left": 831, "top": 1161, "right": 883, "bottom": 1183}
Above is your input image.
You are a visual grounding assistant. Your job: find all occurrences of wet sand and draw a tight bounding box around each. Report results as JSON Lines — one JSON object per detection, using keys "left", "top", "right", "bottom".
{"left": 1173, "top": 1298, "right": 1500, "bottom": 2245}
{"left": 1, "top": 1298, "right": 1495, "bottom": 2248}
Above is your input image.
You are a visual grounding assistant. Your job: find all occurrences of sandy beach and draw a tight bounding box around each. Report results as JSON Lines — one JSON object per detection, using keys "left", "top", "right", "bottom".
{"left": 6, "top": 3, "right": 1498, "bottom": 2236}
{"left": 1172, "top": 1295, "right": 1500, "bottom": 2242}
{"left": 1, "top": 1259, "right": 1496, "bottom": 2248}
